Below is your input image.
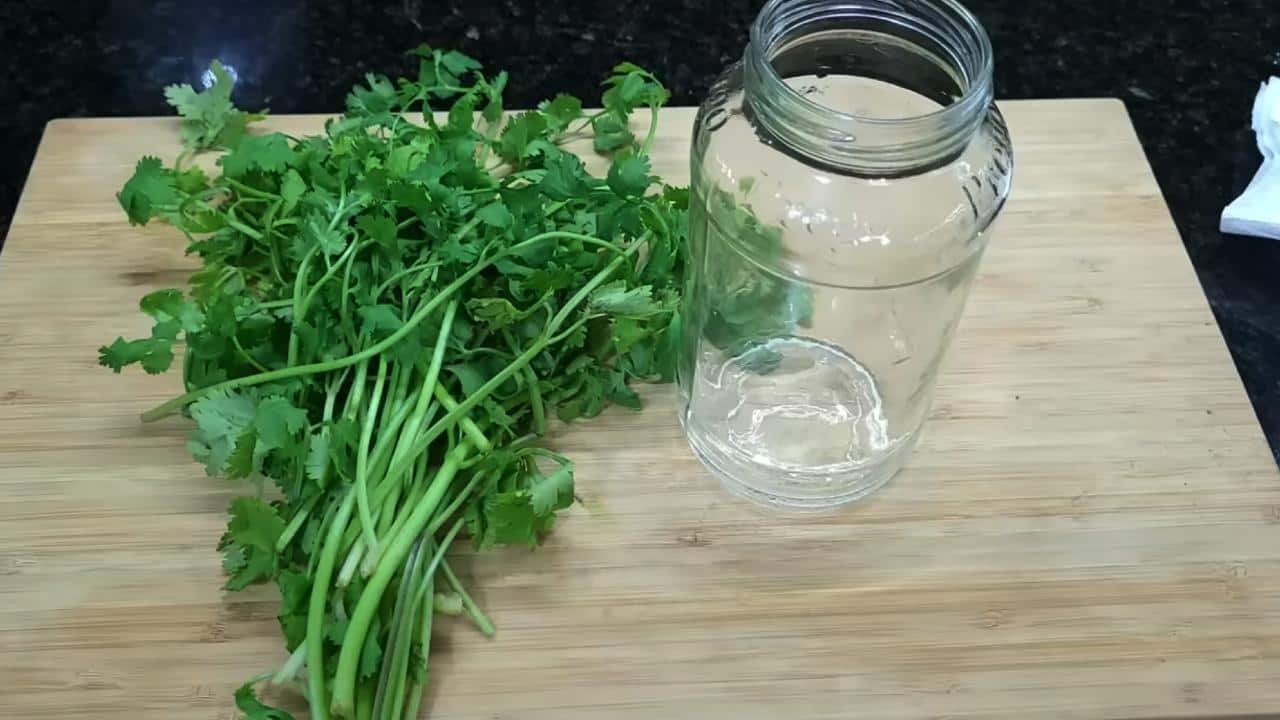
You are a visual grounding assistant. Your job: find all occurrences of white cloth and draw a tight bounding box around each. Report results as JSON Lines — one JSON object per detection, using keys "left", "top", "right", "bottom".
{"left": 1221, "top": 78, "right": 1280, "bottom": 240}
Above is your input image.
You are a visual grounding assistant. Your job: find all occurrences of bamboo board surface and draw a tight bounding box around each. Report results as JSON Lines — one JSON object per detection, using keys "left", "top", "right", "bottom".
{"left": 3, "top": 101, "right": 1280, "bottom": 719}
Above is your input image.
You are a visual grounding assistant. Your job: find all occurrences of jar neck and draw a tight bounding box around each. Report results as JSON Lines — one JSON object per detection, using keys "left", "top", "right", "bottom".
{"left": 744, "top": 0, "right": 995, "bottom": 176}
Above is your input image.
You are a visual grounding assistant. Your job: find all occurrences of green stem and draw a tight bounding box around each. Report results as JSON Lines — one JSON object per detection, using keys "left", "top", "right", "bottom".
{"left": 426, "top": 470, "right": 486, "bottom": 537}
{"left": 336, "top": 536, "right": 365, "bottom": 589}
{"left": 523, "top": 365, "right": 545, "bottom": 436}
{"left": 297, "top": 238, "right": 363, "bottom": 354}
{"left": 377, "top": 482, "right": 402, "bottom": 537}
{"left": 287, "top": 243, "right": 321, "bottom": 367}
{"left": 641, "top": 104, "right": 661, "bottom": 156}
{"left": 227, "top": 216, "right": 265, "bottom": 241}
{"left": 371, "top": 473, "right": 430, "bottom": 556}
{"left": 272, "top": 640, "right": 308, "bottom": 685}
{"left": 231, "top": 335, "right": 270, "bottom": 373}
{"left": 373, "top": 260, "right": 440, "bottom": 299}
{"left": 383, "top": 298, "right": 459, "bottom": 489}
{"left": 355, "top": 683, "right": 373, "bottom": 720}
{"left": 263, "top": 200, "right": 285, "bottom": 285}
{"left": 371, "top": 536, "right": 426, "bottom": 720}
{"left": 401, "top": 571, "right": 434, "bottom": 720}
{"left": 423, "top": 518, "right": 464, "bottom": 579}
{"left": 440, "top": 557, "right": 495, "bottom": 637}
{"left": 433, "top": 385, "right": 492, "bottom": 453}
{"left": 476, "top": 113, "right": 503, "bottom": 166}
{"left": 276, "top": 491, "right": 322, "bottom": 553}
{"left": 382, "top": 517, "right": 462, "bottom": 720}
{"left": 340, "top": 241, "right": 362, "bottom": 348}
{"left": 354, "top": 355, "right": 389, "bottom": 562}
{"left": 523, "top": 231, "right": 632, "bottom": 259}
{"left": 365, "top": 386, "right": 421, "bottom": 487}
{"left": 226, "top": 177, "right": 281, "bottom": 200}
{"left": 307, "top": 490, "right": 357, "bottom": 720}
{"left": 330, "top": 442, "right": 473, "bottom": 718}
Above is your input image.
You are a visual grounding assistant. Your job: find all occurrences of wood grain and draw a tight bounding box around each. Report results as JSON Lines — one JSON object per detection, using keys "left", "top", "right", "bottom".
{"left": 3, "top": 101, "right": 1280, "bottom": 720}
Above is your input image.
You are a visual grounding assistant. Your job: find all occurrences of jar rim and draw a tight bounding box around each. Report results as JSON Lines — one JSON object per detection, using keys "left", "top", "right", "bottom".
{"left": 746, "top": 0, "right": 996, "bottom": 173}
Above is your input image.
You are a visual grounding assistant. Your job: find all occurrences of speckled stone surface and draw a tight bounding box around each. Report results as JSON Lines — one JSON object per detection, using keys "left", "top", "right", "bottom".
{"left": 2, "top": 0, "right": 1278, "bottom": 457}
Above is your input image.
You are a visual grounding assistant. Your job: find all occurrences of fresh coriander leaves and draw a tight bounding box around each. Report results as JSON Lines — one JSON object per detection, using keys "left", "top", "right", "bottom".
{"left": 117, "top": 157, "right": 182, "bottom": 225}
{"left": 221, "top": 496, "right": 286, "bottom": 590}
{"left": 165, "top": 60, "right": 265, "bottom": 153}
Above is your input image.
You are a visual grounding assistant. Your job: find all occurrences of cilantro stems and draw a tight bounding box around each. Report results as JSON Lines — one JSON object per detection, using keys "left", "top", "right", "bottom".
{"left": 440, "top": 557, "right": 495, "bottom": 637}
{"left": 308, "top": 490, "right": 356, "bottom": 720}
{"left": 354, "top": 356, "right": 388, "bottom": 563}
{"left": 331, "top": 441, "right": 472, "bottom": 718}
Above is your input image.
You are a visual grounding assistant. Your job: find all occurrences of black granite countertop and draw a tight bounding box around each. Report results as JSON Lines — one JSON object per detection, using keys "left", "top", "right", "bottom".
{"left": 2, "top": 0, "right": 1278, "bottom": 459}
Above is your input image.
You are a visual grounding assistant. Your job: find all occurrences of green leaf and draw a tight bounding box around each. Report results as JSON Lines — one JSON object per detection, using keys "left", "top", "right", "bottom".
{"left": 447, "top": 363, "right": 490, "bottom": 397}
{"left": 591, "top": 114, "right": 634, "bottom": 153}
{"left": 188, "top": 389, "right": 259, "bottom": 475}
{"left": 475, "top": 200, "right": 513, "bottom": 229}
{"left": 355, "top": 213, "right": 398, "bottom": 250}
{"left": 117, "top": 156, "right": 181, "bottom": 226}
{"left": 539, "top": 150, "right": 593, "bottom": 200}
{"left": 357, "top": 305, "right": 404, "bottom": 339}
{"left": 358, "top": 631, "right": 383, "bottom": 680}
{"left": 139, "top": 288, "right": 205, "bottom": 332}
{"left": 220, "top": 496, "right": 284, "bottom": 589}
{"left": 439, "top": 51, "right": 483, "bottom": 83}
{"left": 589, "top": 281, "right": 660, "bottom": 318}
{"left": 233, "top": 680, "right": 296, "bottom": 720}
{"left": 221, "top": 133, "right": 294, "bottom": 177}
{"left": 539, "top": 93, "right": 584, "bottom": 132}
{"left": 98, "top": 336, "right": 175, "bottom": 375}
{"left": 607, "top": 155, "right": 651, "bottom": 198}
{"left": 280, "top": 169, "right": 306, "bottom": 214}
{"left": 303, "top": 212, "right": 348, "bottom": 256}
{"left": 465, "top": 297, "right": 521, "bottom": 331}
{"left": 655, "top": 309, "right": 683, "bottom": 382}
{"left": 255, "top": 396, "right": 308, "bottom": 451}
{"left": 482, "top": 397, "right": 515, "bottom": 433}
{"left": 602, "top": 62, "right": 670, "bottom": 115}
{"left": 224, "top": 430, "right": 258, "bottom": 479}
{"left": 164, "top": 60, "right": 264, "bottom": 153}
{"left": 305, "top": 430, "right": 330, "bottom": 486}
{"left": 530, "top": 463, "right": 574, "bottom": 515}
{"left": 173, "top": 165, "right": 211, "bottom": 194}
{"left": 277, "top": 569, "right": 311, "bottom": 650}
{"left": 445, "top": 93, "right": 477, "bottom": 136}
{"left": 346, "top": 73, "right": 398, "bottom": 117}
{"left": 482, "top": 72, "right": 508, "bottom": 123}
{"left": 497, "top": 111, "right": 549, "bottom": 164}
{"left": 481, "top": 490, "right": 539, "bottom": 547}
{"left": 604, "top": 368, "right": 643, "bottom": 409}
{"left": 436, "top": 233, "right": 480, "bottom": 266}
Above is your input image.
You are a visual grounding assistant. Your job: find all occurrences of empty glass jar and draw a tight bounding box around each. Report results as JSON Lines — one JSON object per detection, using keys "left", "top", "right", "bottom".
{"left": 680, "top": 0, "right": 1013, "bottom": 509}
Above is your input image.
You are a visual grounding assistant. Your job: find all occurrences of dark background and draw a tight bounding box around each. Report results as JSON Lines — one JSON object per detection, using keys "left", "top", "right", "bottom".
{"left": 2, "top": 0, "right": 1279, "bottom": 458}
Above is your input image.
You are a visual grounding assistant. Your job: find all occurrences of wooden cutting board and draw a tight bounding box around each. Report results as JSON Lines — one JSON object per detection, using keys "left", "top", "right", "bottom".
{"left": 3, "top": 101, "right": 1280, "bottom": 720}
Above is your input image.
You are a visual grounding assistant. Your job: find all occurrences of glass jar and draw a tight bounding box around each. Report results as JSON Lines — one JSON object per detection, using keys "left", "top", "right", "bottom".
{"left": 680, "top": 0, "right": 1013, "bottom": 509}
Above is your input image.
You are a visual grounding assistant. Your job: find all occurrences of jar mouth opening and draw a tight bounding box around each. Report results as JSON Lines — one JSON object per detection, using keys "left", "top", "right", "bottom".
{"left": 746, "top": 0, "right": 995, "bottom": 172}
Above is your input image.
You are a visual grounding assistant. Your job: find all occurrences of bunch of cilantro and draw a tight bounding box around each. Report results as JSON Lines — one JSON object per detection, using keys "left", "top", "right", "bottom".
{"left": 101, "top": 47, "right": 685, "bottom": 720}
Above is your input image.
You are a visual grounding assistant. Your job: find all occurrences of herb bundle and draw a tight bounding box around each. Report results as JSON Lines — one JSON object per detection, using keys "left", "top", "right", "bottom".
{"left": 101, "top": 48, "right": 686, "bottom": 720}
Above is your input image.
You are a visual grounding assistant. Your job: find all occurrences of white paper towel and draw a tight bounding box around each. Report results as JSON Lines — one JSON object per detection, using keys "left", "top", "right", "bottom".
{"left": 1222, "top": 78, "right": 1280, "bottom": 239}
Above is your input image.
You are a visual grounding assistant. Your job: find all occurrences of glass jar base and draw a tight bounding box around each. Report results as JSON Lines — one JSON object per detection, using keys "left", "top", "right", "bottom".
{"left": 685, "top": 423, "right": 921, "bottom": 511}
